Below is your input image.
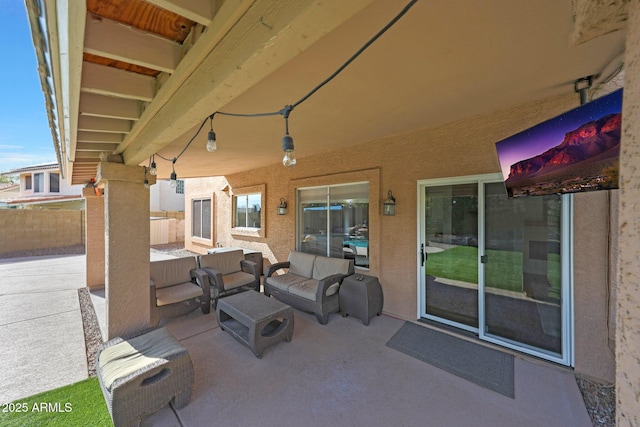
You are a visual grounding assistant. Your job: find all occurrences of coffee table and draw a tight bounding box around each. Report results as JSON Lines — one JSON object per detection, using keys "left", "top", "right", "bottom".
{"left": 216, "top": 291, "right": 294, "bottom": 358}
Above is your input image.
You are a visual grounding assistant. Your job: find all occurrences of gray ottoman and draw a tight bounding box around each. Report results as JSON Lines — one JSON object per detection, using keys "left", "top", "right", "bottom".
{"left": 96, "top": 327, "right": 194, "bottom": 427}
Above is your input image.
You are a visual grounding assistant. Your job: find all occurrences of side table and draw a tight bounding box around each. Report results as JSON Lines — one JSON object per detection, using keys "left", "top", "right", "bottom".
{"left": 339, "top": 274, "right": 384, "bottom": 325}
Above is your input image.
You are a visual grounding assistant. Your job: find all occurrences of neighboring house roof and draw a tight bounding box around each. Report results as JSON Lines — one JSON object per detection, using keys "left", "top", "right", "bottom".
{"left": 1, "top": 163, "right": 60, "bottom": 175}
{"left": 5, "top": 195, "right": 83, "bottom": 205}
{"left": 0, "top": 184, "right": 20, "bottom": 197}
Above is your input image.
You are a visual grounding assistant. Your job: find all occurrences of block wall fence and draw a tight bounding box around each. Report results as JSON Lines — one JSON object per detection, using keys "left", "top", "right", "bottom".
{"left": 0, "top": 210, "right": 185, "bottom": 255}
{"left": 0, "top": 209, "right": 84, "bottom": 255}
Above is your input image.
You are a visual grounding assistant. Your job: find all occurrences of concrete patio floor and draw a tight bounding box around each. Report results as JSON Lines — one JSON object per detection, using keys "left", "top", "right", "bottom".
{"left": 0, "top": 253, "right": 592, "bottom": 426}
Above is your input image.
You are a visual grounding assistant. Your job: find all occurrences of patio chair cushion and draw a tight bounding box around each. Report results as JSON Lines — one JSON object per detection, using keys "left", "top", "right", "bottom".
{"left": 312, "top": 256, "right": 351, "bottom": 280}
{"left": 98, "top": 328, "right": 187, "bottom": 392}
{"left": 266, "top": 273, "right": 307, "bottom": 292}
{"left": 220, "top": 271, "right": 257, "bottom": 291}
{"left": 287, "top": 251, "right": 316, "bottom": 278}
{"left": 151, "top": 257, "right": 198, "bottom": 289}
{"left": 199, "top": 250, "right": 245, "bottom": 275}
{"left": 155, "top": 282, "right": 204, "bottom": 306}
{"left": 288, "top": 279, "right": 321, "bottom": 301}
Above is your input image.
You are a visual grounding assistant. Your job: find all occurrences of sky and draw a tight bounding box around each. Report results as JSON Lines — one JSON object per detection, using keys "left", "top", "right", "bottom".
{"left": 495, "top": 89, "right": 623, "bottom": 180}
{"left": 0, "top": 0, "right": 57, "bottom": 174}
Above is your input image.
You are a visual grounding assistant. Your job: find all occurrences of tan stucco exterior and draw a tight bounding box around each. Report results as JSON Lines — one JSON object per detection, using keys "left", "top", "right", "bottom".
{"left": 617, "top": 2, "right": 640, "bottom": 424}
{"left": 185, "top": 91, "right": 618, "bottom": 382}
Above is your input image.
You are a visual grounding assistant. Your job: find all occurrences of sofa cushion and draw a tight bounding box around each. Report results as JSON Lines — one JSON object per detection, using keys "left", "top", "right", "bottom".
{"left": 219, "top": 271, "right": 256, "bottom": 290}
{"left": 98, "top": 328, "right": 186, "bottom": 392}
{"left": 199, "top": 250, "right": 244, "bottom": 275}
{"left": 266, "top": 273, "right": 307, "bottom": 292}
{"left": 287, "top": 251, "right": 316, "bottom": 278}
{"left": 312, "top": 256, "right": 351, "bottom": 280}
{"left": 150, "top": 257, "right": 197, "bottom": 289}
{"left": 288, "top": 279, "right": 321, "bottom": 301}
{"left": 155, "top": 282, "right": 203, "bottom": 306}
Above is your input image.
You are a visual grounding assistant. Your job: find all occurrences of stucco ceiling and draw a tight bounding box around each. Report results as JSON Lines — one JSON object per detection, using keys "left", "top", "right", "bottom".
{"left": 32, "top": 0, "right": 627, "bottom": 183}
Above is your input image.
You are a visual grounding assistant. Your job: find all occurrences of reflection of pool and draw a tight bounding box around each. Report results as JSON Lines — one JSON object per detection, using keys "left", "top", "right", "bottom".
{"left": 344, "top": 238, "right": 368, "bottom": 248}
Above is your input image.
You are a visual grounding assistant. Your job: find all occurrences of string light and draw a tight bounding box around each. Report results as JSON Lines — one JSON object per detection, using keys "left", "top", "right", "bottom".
{"left": 206, "top": 114, "right": 217, "bottom": 152}
{"left": 145, "top": 0, "right": 418, "bottom": 173}
{"left": 169, "top": 159, "right": 177, "bottom": 189}
{"left": 148, "top": 155, "right": 157, "bottom": 176}
{"left": 143, "top": 166, "right": 149, "bottom": 188}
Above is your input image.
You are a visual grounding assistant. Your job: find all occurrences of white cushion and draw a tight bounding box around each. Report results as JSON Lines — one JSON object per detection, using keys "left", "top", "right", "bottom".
{"left": 98, "top": 328, "right": 186, "bottom": 391}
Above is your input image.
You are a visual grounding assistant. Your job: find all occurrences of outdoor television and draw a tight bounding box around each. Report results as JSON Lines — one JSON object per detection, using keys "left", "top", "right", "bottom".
{"left": 496, "top": 89, "right": 623, "bottom": 198}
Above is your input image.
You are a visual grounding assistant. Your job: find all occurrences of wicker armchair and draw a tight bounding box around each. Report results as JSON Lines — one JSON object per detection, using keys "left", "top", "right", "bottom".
{"left": 197, "top": 250, "right": 260, "bottom": 308}
{"left": 96, "top": 327, "right": 194, "bottom": 427}
{"left": 150, "top": 257, "right": 210, "bottom": 327}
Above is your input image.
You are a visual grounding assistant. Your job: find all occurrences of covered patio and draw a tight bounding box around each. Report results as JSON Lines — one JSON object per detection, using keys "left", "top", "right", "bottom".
{"left": 26, "top": 0, "right": 640, "bottom": 424}
{"left": 87, "top": 289, "right": 592, "bottom": 427}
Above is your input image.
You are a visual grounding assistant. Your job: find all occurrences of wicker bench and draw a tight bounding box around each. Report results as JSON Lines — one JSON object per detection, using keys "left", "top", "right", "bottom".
{"left": 96, "top": 327, "right": 194, "bottom": 427}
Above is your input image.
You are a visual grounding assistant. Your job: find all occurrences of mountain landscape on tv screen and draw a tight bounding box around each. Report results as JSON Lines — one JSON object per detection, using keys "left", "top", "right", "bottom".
{"left": 504, "top": 112, "right": 621, "bottom": 197}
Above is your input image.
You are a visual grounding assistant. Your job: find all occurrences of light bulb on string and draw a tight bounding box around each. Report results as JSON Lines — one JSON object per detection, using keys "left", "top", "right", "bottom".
{"left": 206, "top": 114, "right": 217, "bottom": 152}
{"left": 281, "top": 107, "right": 296, "bottom": 167}
{"left": 149, "top": 155, "right": 157, "bottom": 176}
{"left": 169, "top": 159, "right": 177, "bottom": 188}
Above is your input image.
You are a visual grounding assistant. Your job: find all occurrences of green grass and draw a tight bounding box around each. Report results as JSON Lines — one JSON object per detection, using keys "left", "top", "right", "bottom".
{"left": 0, "top": 377, "right": 111, "bottom": 427}
{"left": 426, "top": 245, "right": 561, "bottom": 295}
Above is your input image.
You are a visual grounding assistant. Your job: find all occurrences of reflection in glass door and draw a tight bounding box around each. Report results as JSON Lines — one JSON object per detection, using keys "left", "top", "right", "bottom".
{"left": 423, "top": 183, "right": 479, "bottom": 330}
{"left": 420, "top": 175, "right": 571, "bottom": 364}
{"left": 482, "top": 183, "right": 563, "bottom": 356}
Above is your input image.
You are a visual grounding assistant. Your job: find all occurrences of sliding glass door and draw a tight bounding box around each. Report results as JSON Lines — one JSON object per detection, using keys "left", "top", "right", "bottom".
{"left": 423, "top": 183, "right": 479, "bottom": 330}
{"left": 419, "top": 174, "right": 571, "bottom": 364}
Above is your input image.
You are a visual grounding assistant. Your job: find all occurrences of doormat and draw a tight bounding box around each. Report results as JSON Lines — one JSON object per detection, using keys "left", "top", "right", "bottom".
{"left": 386, "top": 322, "right": 514, "bottom": 398}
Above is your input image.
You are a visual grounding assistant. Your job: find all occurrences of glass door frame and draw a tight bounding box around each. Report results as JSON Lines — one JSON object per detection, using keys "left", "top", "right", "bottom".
{"left": 417, "top": 173, "right": 574, "bottom": 366}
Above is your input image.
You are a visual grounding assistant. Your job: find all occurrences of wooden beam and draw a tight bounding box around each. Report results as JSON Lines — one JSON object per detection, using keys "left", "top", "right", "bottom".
{"left": 116, "top": 0, "right": 254, "bottom": 155}
{"left": 78, "top": 116, "right": 132, "bottom": 133}
{"left": 81, "top": 61, "right": 156, "bottom": 101}
{"left": 145, "top": 0, "right": 215, "bottom": 26}
{"left": 76, "top": 142, "right": 120, "bottom": 151}
{"left": 77, "top": 131, "right": 124, "bottom": 143}
{"left": 79, "top": 93, "right": 141, "bottom": 120}
{"left": 84, "top": 13, "right": 181, "bottom": 73}
{"left": 121, "top": 0, "right": 375, "bottom": 165}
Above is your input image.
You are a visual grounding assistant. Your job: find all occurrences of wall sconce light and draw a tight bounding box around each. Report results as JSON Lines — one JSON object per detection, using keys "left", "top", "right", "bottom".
{"left": 383, "top": 190, "right": 396, "bottom": 216}
{"left": 277, "top": 198, "right": 288, "bottom": 215}
{"left": 143, "top": 166, "right": 149, "bottom": 189}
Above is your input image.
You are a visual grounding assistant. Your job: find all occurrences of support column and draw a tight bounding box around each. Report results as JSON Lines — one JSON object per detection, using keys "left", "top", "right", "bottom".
{"left": 97, "top": 162, "right": 155, "bottom": 339}
{"left": 83, "top": 187, "right": 105, "bottom": 289}
{"left": 618, "top": 1, "right": 640, "bottom": 424}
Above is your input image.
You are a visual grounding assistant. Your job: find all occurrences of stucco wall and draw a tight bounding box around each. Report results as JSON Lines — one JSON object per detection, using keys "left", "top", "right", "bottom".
{"left": 0, "top": 209, "right": 84, "bottom": 255}
{"left": 185, "top": 92, "right": 615, "bottom": 381}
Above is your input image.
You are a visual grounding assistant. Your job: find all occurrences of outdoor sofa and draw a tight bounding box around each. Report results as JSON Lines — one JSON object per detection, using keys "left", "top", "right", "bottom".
{"left": 264, "top": 251, "right": 354, "bottom": 324}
